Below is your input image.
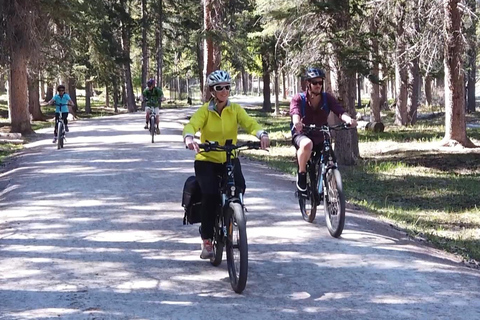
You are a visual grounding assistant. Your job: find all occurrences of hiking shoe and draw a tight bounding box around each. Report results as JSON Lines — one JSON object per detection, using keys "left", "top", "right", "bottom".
{"left": 52, "top": 137, "right": 57, "bottom": 143}
{"left": 144, "top": 124, "right": 148, "bottom": 130}
{"left": 200, "top": 239, "right": 214, "bottom": 259}
{"left": 65, "top": 125, "right": 69, "bottom": 132}
{"left": 296, "top": 172, "right": 307, "bottom": 192}
{"left": 155, "top": 127, "right": 160, "bottom": 134}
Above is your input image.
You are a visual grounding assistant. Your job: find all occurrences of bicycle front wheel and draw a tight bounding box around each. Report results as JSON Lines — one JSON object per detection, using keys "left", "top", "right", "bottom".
{"left": 225, "top": 202, "right": 248, "bottom": 294}
{"left": 57, "top": 122, "right": 64, "bottom": 149}
{"left": 299, "top": 165, "right": 318, "bottom": 223}
{"left": 150, "top": 116, "right": 155, "bottom": 143}
{"left": 210, "top": 214, "right": 224, "bottom": 266}
{"left": 324, "top": 168, "right": 346, "bottom": 238}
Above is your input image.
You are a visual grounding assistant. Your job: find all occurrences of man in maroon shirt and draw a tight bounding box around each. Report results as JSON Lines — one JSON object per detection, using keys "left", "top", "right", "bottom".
{"left": 290, "top": 67, "right": 357, "bottom": 192}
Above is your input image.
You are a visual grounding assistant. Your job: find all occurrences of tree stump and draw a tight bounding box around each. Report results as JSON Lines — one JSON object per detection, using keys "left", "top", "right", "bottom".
{"left": 365, "top": 122, "right": 385, "bottom": 133}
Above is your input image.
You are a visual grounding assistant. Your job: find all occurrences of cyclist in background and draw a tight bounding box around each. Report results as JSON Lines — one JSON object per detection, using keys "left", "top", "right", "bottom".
{"left": 47, "top": 84, "right": 75, "bottom": 143}
{"left": 290, "top": 67, "right": 357, "bottom": 193}
{"left": 183, "top": 70, "right": 270, "bottom": 259}
{"left": 143, "top": 78, "right": 165, "bottom": 134}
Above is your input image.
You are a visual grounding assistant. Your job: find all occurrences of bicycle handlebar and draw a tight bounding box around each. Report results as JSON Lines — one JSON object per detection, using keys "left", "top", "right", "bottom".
{"left": 303, "top": 123, "right": 351, "bottom": 133}
{"left": 197, "top": 141, "right": 261, "bottom": 152}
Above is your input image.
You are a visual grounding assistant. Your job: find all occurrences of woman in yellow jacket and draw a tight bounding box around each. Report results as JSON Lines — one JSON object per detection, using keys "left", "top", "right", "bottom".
{"left": 183, "top": 70, "right": 270, "bottom": 259}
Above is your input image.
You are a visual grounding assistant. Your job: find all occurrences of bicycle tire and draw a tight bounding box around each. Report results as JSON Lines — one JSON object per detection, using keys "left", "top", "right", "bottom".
{"left": 210, "top": 214, "right": 224, "bottom": 266}
{"left": 225, "top": 202, "right": 248, "bottom": 294}
{"left": 324, "top": 168, "right": 346, "bottom": 238}
{"left": 299, "top": 163, "right": 318, "bottom": 223}
{"left": 57, "top": 121, "right": 64, "bottom": 149}
{"left": 150, "top": 116, "right": 155, "bottom": 143}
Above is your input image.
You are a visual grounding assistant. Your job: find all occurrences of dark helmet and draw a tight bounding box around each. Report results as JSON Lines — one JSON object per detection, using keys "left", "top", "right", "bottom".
{"left": 57, "top": 84, "right": 66, "bottom": 91}
{"left": 147, "top": 78, "right": 155, "bottom": 87}
{"left": 305, "top": 67, "right": 326, "bottom": 80}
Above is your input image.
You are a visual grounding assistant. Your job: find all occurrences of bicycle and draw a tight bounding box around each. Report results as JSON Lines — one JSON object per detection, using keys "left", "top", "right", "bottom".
{"left": 52, "top": 103, "right": 68, "bottom": 149}
{"left": 196, "top": 140, "right": 262, "bottom": 294}
{"left": 295, "top": 123, "right": 350, "bottom": 238}
{"left": 148, "top": 107, "right": 158, "bottom": 143}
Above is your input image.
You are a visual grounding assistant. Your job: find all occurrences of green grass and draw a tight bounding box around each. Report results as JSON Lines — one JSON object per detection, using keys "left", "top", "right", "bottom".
{"left": 0, "top": 143, "right": 23, "bottom": 164}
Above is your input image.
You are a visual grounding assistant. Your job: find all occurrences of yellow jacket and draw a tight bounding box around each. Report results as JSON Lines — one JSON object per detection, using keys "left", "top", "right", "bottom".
{"left": 183, "top": 100, "right": 266, "bottom": 163}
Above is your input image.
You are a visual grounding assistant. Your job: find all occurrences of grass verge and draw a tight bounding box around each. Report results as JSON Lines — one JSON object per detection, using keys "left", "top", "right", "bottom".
{"left": 242, "top": 106, "right": 480, "bottom": 264}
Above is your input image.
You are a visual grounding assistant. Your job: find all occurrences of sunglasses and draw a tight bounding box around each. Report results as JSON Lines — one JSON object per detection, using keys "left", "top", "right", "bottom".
{"left": 310, "top": 80, "right": 323, "bottom": 86}
{"left": 213, "top": 85, "right": 230, "bottom": 92}
{"left": 58, "top": 90, "right": 65, "bottom": 92}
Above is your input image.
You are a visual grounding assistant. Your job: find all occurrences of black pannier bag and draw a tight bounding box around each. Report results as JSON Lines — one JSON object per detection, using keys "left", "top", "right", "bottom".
{"left": 181, "top": 176, "right": 202, "bottom": 224}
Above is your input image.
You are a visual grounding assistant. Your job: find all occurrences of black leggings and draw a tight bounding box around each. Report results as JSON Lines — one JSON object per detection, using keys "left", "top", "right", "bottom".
{"left": 54, "top": 112, "right": 68, "bottom": 135}
{"left": 194, "top": 159, "right": 246, "bottom": 239}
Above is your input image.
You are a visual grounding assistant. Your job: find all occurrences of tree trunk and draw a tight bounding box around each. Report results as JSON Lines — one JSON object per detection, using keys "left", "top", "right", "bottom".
{"left": 68, "top": 77, "right": 77, "bottom": 112}
{"left": 442, "top": 0, "right": 474, "bottom": 147}
{"left": 27, "top": 69, "right": 44, "bottom": 121}
{"left": 155, "top": 0, "right": 164, "bottom": 87}
{"left": 406, "top": 57, "right": 420, "bottom": 125}
{"left": 202, "top": 0, "right": 222, "bottom": 102}
{"left": 45, "top": 82, "right": 54, "bottom": 102}
{"left": 274, "top": 67, "right": 279, "bottom": 115}
{"left": 113, "top": 79, "right": 119, "bottom": 113}
{"left": 9, "top": 42, "right": 33, "bottom": 134}
{"left": 466, "top": 0, "right": 477, "bottom": 113}
{"left": 369, "top": 17, "right": 381, "bottom": 123}
{"left": 330, "top": 0, "right": 359, "bottom": 165}
{"left": 85, "top": 81, "right": 92, "bottom": 114}
{"left": 282, "top": 70, "right": 287, "bottom": 100}
{"left": 261, "top": 53, "right": 272, "bottom": 112}
{"left": 120, "top": 1, "right": 136, "bottom": 112}
{"left": 141, "top": 0, "right": 148, "bottom": 110}
{"left": 425, "top": 75, "right": 433, "bottom": 106}
{"left": 105, "top": 85, "right": 110, "bottom": 108}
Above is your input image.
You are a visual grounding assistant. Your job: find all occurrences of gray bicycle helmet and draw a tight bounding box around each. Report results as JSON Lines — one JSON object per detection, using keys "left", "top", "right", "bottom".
{"left": 207, "top": 70, "right": 231, "bottom": 87}
{"left": 305, "top": 67, "right": 326, "bottom": 80}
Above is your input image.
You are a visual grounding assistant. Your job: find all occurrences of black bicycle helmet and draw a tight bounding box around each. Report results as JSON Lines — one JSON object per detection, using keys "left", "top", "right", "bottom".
{"left": 57, "top": 84, "right": 66, "bottom": 91}
{"left": 305, "top": 67, "right": 326, "bottom": 80}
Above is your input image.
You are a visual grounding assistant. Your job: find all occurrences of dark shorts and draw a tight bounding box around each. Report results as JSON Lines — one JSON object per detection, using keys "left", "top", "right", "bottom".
{"left": 292, "top": 133, "right": 323, "bottom": 151}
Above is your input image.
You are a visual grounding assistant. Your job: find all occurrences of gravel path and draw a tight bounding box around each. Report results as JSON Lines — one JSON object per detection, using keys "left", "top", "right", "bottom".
{"left": 0, "top": 104, "right": 479, "bottom": 320}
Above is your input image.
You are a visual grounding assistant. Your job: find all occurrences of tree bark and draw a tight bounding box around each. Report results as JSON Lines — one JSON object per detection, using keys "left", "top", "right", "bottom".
{"left": 9, "top": 39, "right": 33, "bottom": 134}
{"left": 155, "top": 0, "right": 164, "bottom": 88}
{"left": 120, "top": 1, "right": 137, "bottom": 112}
{"left": 141, "top": 0, "right": 148, "bottom": 110}
{"left": 425, "top": 75, "right": 433, "bottom": 106}
{"left": 369, "top": 17, "right": 381, "bottom": 123}
{"left": 442, "top": 0, "right": 474, "bottom": 147}
{"left": 406, "top": 57, "right": 420, "bottom": 125}
{"left": 27, "top": 69, "right": 44, "bottom": 121}
{"left": 202, "top": 0, "right": 222, "bottom": 102}
{"left": 68, "top": 77, "right": 77, "bottom": 112}
{"left": 261, "top": 52, "right": 272, "bottom": 112}
{"left": 85, "top": 81, "right": 92, "bottom": 114}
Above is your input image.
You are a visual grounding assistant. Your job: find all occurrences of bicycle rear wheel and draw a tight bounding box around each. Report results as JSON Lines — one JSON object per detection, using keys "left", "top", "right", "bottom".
{"left": 210, "top": 214, "right": 224, "bottom": 266}
{"left": 57, "top": 122, "right": 64, "bottom": 149}
{"left": 225, "top": 202, "right": 248, "bottom": 294}
{"left": 324, "top": 168, "right": 346, "bottom": 238}
{"left": 299, "top": 165, "right": 318, "bottom": 223}
{"left": 150, "top": 116, "right": 155, "bottom": 143}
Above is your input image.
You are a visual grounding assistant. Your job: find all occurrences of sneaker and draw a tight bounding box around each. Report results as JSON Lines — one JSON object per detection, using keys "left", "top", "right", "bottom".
{"left": 296, "top": 172, "right": 307, "bottom": 192}
{"left": 155, "top": 127, "right": 160, "bottom": 134}
{"left": 52, "top": 137, "right": 57, "bottom": 143}
{"left": 200, "top": 239, "right": 214, "bottom": 259}
{"left": 144, "top": 124, "right": 148, "bottom": 130}
{"left": 65, "top": 125, "right": 69, "bottom": 132}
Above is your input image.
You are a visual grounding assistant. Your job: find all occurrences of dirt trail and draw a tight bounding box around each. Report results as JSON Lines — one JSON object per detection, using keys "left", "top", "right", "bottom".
{"left": 0, "top": 102, "right": 479, "bottom": 320}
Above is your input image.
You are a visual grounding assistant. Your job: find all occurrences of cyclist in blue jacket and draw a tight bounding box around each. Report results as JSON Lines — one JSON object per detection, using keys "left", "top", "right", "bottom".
{"left": 290, "top": 67, "right": 356, "bottom": 193}
{"left": 47, "top": 85, "right": 75, "bottom": 143}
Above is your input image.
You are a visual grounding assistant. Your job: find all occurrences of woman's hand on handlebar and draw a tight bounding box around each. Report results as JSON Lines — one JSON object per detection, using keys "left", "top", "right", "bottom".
{"left": 185, "top": 136, "right": 200, "bottom": 153}
{"left": 260, "top": 135, "right": 270, "bottom": 150}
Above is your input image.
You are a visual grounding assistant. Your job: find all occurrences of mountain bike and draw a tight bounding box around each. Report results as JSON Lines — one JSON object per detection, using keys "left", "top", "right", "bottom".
{"left": 197, "top": 140, "right": 262, "bottom": 294}
{"left": 52, "top": 103, "right": 68, "bottom": 149}
{"left": 296, "top": 123, "right": 350, "bottom": 238}
{"left": 146, "top": 104, "right": 160, "bottom": 143}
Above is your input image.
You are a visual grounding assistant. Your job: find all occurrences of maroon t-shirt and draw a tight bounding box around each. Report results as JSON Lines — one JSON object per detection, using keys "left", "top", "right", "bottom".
{"left": 289, "top": 91, "right": 345, "bottom": 145}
